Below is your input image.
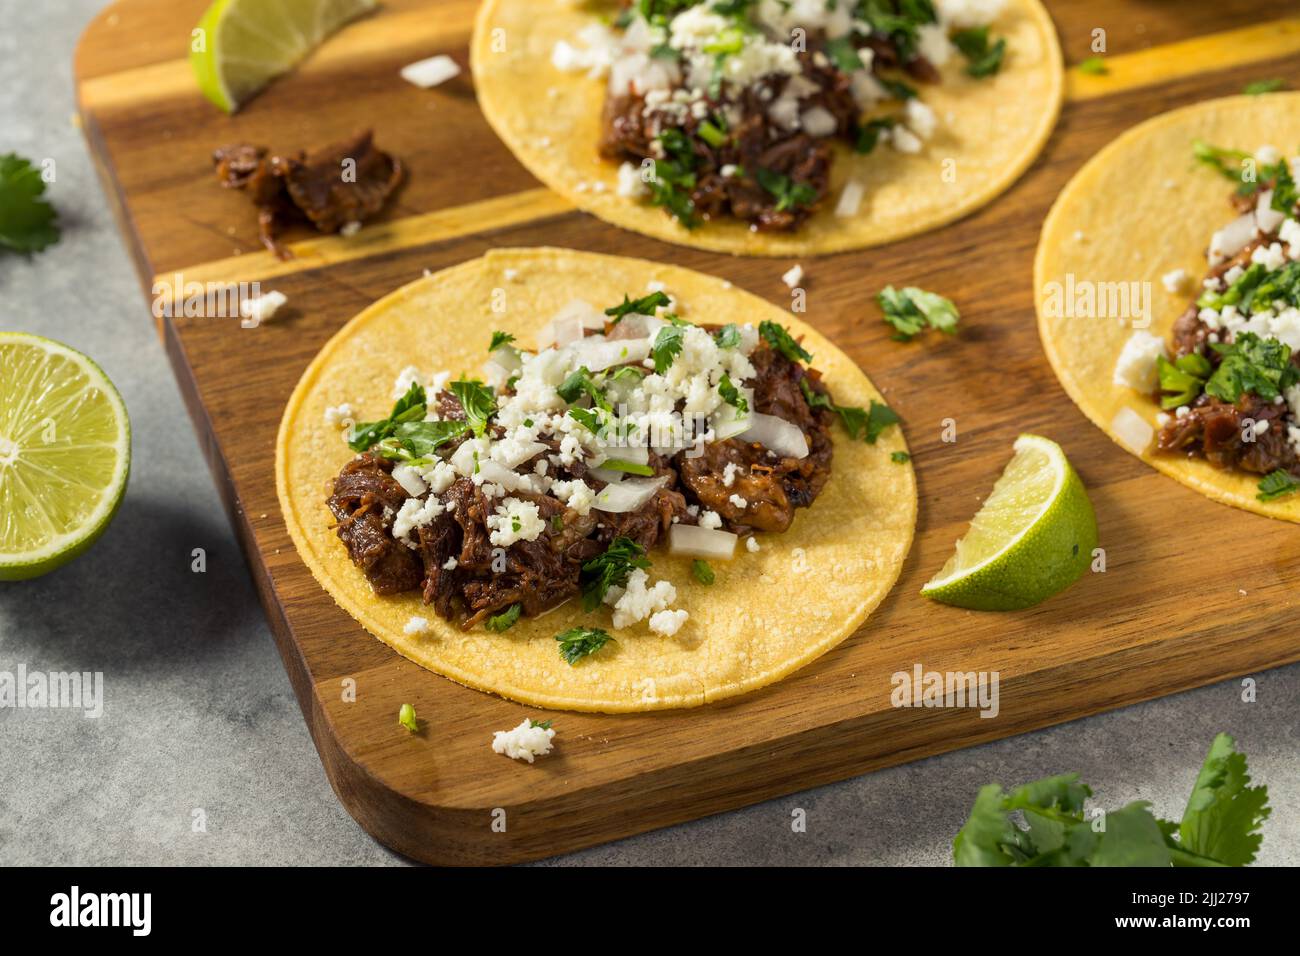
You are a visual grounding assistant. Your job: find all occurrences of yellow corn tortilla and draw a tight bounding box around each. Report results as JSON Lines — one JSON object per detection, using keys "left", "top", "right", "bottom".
{"left": 470, "top": 0, "right": 1062, "bottom": 257}
{"left": 1035, "top": 93, "right": 1300, "bottom": 522}
{"left": 276, "top": 248, "right": 917, "bottom": 711}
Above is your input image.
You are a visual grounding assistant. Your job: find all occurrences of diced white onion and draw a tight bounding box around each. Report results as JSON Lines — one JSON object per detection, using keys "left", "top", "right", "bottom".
{"left": 493, "top": 439, "right": 548, "bottom": 470}
{"left": 597, "top": 442, "right": 648, "bottom": 465}
{"left": 835, "top": 180, "right": 865, "bottom": 218}
{"left": 1111, "top": 407, "right": 1154, "bottom": 455}
{"left": 592, "top": 476, "right": 668, "bottom": 513}
{"left": 400, "top": 55, "right": 460, "bottom": 89}
{"left": 1209, "top": 212, "right": 1257, "bottom": 264}
{"left": 565, "top": 335, "right": 651, "bottom": 372}
{"left": 710, "top": 388, "right": 754, "bottom": 440}
{"left": 475, "top": 460, "right": 527, "bottom": 491}
{"left": 669, "top": 524, "right": 738, "bottom": 560}
{"left": 1256, "top": 190, "right": 1286, "bottom": 235}
{"left": 739, "top": 413, "right": 809, "bottom": 459}
{"left": 538, "top": 299, "right": 605, "bottom": 349}
{"left": 607, "top": 313, "right": 649, "bottom": 340}
{"left": 391, "top": 465, "right": 428, "bottom": 497}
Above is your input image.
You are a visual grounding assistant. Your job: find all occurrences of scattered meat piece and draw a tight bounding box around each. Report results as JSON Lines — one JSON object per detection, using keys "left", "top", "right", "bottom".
{"left": 212, "top": 130, "right": 403, "bottom": 259}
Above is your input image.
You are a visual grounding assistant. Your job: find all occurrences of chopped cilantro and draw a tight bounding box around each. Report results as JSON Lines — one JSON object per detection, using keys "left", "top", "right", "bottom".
{"left": 485, "top": 603, "right": 522, "bottom": 632}
{"left": 0, "top": 153, "right": 60, "bottom": 254}
{"left": 398, "top": 703, "right": 419, "bottom": 734}
{"left": 652, "top": 324, "right": 686, "bottom": 373}
{"left": 891, "top": 450, "right": 911, "bottom": 463}
{"left": 755, "top": 167, "right": 818, "bottom": 212}
{"left": 557, "top": 366, "right": 611, "bottom": 410}
{"left": 1155, "top": 352, "right": 1211, "bottom": 410}
{"left": 348, "top": 382, "right": 429, "bottom": 452}
{"left": 1271, "top": 159, "right": 1298, "bottom": 215}
{"left": 876, "top": 75, "right": 917, "bottom": 100}
{"left": 1205, "top": 332, "right": 1299, "bottom": 403}
{"left": 1193, "top": 141, "right": 1262, "bottom": 197}
{"left": 697, "top": 120, "right": 728, "bottom": 148}
{"left": 556, "top": 626, "right": 614, "bottom": 665}
{"left": 691, "top": 559, "right": 715, "bottom": 585}
{"left": 800, "top": 378, "right": 900, "bottom": 444}
{"left": 488, "top": 331, "right": 515, "bottom": 352}
{"left": 1077, "top": 56, "right": 1107, "bottom": 75}
{"left": 823, "top": 35, "right": 864, "bottom": 73}
{"left": 951, "top": 27, "right": 1006, "bottom": 78}
{"left": 448, "top": 379, "right": 496, "bottom": 437}
{"left": 602, "top": 457, "right": 655, "bottom": 476}
{"left": 855, "top": 116, "right": 896, "bottom": 155}
{"left": 580, "top": 537, "right": 650, "bottom": 612}
{"left": 1257, "top": 469, "right": 1300, "bottom": 502}
{"left": 568, "top": 406, "right": 603, "bottom": 434}
{"left": 714, "top": 323, "right": 742, "bottom": 349}
{"left": 877, "top": 285, "right": 960, "bottom": 341}
{"left": 605, "top": 290, "right": 670, "bottom": 323}
{"left": 759, "top": 320, "right": 812, "bottom": 363}
{"left": 718, "top": 372, "right": 749, "bottom": 415}
{"left": 1243, "top": 78, "right": 1286, "bottom": 95}
{"left": 529, "top": 718, "right": 554, "bottom": 730}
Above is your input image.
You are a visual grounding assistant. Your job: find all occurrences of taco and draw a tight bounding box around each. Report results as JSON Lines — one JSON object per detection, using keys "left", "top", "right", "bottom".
{"left": 471, "top": 0, "right": 1062, "bottom": 256}
{"left": 1036, "top": 94, "right": 1300, "bottom": 521}
{"left": 276, "top": 248, "right": 917, "bottom": 712}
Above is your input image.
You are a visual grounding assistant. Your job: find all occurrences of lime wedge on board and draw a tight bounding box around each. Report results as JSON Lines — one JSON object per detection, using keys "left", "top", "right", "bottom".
{"left": 922, "top": 434, "right": 1097, "bottom": 610}
{"left": 191, "top": 0, "right": 378, "bottom": 113}
{"left": 0, "top": 334, "right": 130, "bottom": 580}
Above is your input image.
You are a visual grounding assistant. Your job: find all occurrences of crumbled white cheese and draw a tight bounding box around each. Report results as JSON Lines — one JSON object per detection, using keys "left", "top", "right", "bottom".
{"left": 1161, "top": 268, "right": 1189, "bottom": 294}
{"left": 239, "top": 290, "right": 286, "bottom": 325}
{"left": 936, "top": 0, "right": 1008, "bottom": 30}
{"left": 392, "top": 365, "right": 423, "bottom": 398}
{"left": 728, "top": 493, "right": 749, "bottom": 509}
{"left": 1280, "top": 218, "right": 1300, "bottom": 259}
{"left": 339, "top": 220, "right": 362, "bottom": 237}
{"left": 392, "top": 496, "right": 444, "bottom": 543}
{"left": 606, "top": 568, "right": 677, "bottom": 629}
{"left": 486, "top": 498, "right": 546, "bottom": 546}
{"left": 323, "top": 403, "right": 353, "bottom": 427}
{"left": 904, "top": 99, "right": 937, "bottom": 140}
{"left": 782, "top": 264, "right": 804, "bottom": 289}
{"left": 550, "top": 478, "right": 596, "bottom": 516}
{"left": 391, "top": 464, "right": 428, "bottom": 497}
{"left": 698, "top": 509, "right": 723, "bottom": 530}
{"left": 403, "top": 616, "right": 430, "bottom": 636}
{"left": 721, "top": 462, "right": 740, "bottom": 488}
{"left": 492, "top": 719, "right": 555, "bottom": 763}
{"left": 648, "top": 608, "right": 689, "bottom": 637}
{"left": 1251, "top": 241, "right": 1287, "bottom": 272}
{"left": 916, "top": 23, "right": 953, "bottom": 67}
{"left": 746, "top": 536, "right": 760, "bottom": 553}
{"left": 1112, "top": 330, "right": 1167, "bottom": 392}
{"left": 400, "top": 54, "right": 461, "bottom": 89}
{"left": 442, "top": 556, "right": 458, "bottom": 570}
{"left": 617, "top": 161, "right": 649, "bottom": 198}
{"left": 891, "top": 126, "right": 923, "bottom": 154}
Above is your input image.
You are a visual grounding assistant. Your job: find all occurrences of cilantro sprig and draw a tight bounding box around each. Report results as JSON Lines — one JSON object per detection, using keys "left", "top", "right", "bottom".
{"left": 878, "top": 285, "right": 960, "bottom": 341}
{"left": 755, "top": 167, "right": 818, "bottom": 213}
{"left": 951, "top": 27, "right": 1006, "bottom": 78}
{"left": 954, "top": 733, "right": 1270, "bottom": 866}
{"left": 0, "top": 153, "right": 60, "bottom": 254}
{"left": 556, "top": 626, "right": 613, "bottom": 665}
{"left": 485, "top": 603, "right": 522, "bottom": 632}
{"left": 448, "top": 379, "right": 496, "bottom": 437}
{"left": 652, "top": 325, "right": 686, "bottom": 373}
{"left": 758, "top": 320, "right": 812, "bottom": 363}
{"left": 1257, "top": 469, "right": 1300, "bottom": 502}
{"left": 605, "top": 290, "right": 670, "bottom": 323}
{"left": 1204, "top": 332, "right": 1300, "bottom": 403}
{"left": 800, "top": 378, "right": 899, "bottom": 444}
{"left": 718, "top": 372, "right": 748, "bottom": 416}
{"left": 580, "top": 537, "right": 651, "bottom": 612}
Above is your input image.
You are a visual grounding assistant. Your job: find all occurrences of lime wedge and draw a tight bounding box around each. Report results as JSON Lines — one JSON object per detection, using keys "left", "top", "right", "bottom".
{"left": 0, "top": 334, "right": 130, "bottom": 580}
{"left": 922, "top": 434, "right": 1096, "bottom": 610}
{"left": 190, "top": 0, "right": 378, "bottom": 113}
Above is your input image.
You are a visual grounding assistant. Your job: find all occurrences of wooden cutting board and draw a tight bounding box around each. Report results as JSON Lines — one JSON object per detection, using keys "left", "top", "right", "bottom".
{"left": 75, "top": 0, "right": 1300, "bottom": 865}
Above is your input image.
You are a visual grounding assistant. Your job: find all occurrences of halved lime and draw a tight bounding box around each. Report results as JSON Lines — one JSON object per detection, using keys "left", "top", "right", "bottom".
{"left": 0, "top": 334, "right": 130, "bottom": 580}
{"left": 191, "top": 0, "right": 378, "bottom": 113}
{"left": 922, "top": 434, "right": 1096, "bottom": 610}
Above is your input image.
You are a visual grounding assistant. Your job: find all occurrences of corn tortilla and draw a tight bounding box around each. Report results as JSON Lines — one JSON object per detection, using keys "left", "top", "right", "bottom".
{"left": 276, "top": 248, "right": 918, "bottom": 711}
{"left": 470, "top": 0, "right": 1063, "bottom": 257}
{"left": 1035, "top": 93, "right": 1300, "bottom": 522}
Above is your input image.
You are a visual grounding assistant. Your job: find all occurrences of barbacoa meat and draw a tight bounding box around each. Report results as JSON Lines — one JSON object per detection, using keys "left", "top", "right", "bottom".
{"left": 214, "top": 130, "right": 403, "bottom": 258}
{"left": 327, "top": 337, "right": 835, "bottom": 629}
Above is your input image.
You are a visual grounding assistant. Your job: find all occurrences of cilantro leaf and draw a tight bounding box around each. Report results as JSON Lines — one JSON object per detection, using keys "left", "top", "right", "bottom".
{"left": 605, "top": 290, "right": 670, "bottom": 323}
{"left": 0, "top": 153, "right": 60, "bottom": 254}
{"left": 1193, "top": 140, "right": 1261, "bottom": 196}
{"left": 691, "top": 559, "right": 715, "bottom": 585}
{"left": 556, "top": 626, "right": 613, "bottom": 665}
{"left": 800, "top": 378, "right": 899, "bottom": 444}
{"left": 1271, "top": 157, "right": 1298, "bottom": 215}
{"left": 877, "top": 285, "right": 960, "bottom": 341}
{"left": 823, "top": 35, "right": 864, "bottom": 73}
{"left": 713, "top": 323, "right": 742, "bottom": 349}
{"left": 567, "top": 406, "right": 603, "bottom": 434}
{"left": 951, "top": 27, "right": 1006, "bottom": 78}
{"left": 1243, "top": 78, "right": 1286, "bottom": 95}
{"left": 1257, "top": 469, "right": 1300, "bottom": 502}
{"left": 1177, "top": 733, "right": 1271, "bottom": 866}
{"left": 529, "top": 718, "right": 553, "bottom": 730}
{"left": 652, "top": 324, "right": 686, "bottom": 373}
{"left": 448, "top": 379, "right": 496, "bottom": 437}
{"left": 1077, "top": 56, "right": 1108, "bottom": 75}
{"left": 718, "top": 372, "right": 748, "bottom": 415}
{"left": 380, "top": 419, "right": 470, "bottom": 460}
{"left": 891, "top": 450, "right": 911, "bottom": 463}
{"left": 580, "top": 536, "right": 651, "bottom": 612}
{"left": 1205, "top": 332, "right": 1299, "bottom": 403}
{"left": 755, "top": 167, "right": 818, "bottom": 212}
{"left": 348, "top": 382, "right": 428, "bottom": 452}
{"left": 557, "top": 366, "right": 610, "bottom": 410}
{"left": 488, "top": 331, "right": 515, "bottom": 352}
{"left": 758, "top": 320, "right": 812, "bottom": 363}
{"left": 485, "top": 603, "right": 522, "bottom": 633}
{"left": 855, "top": 116, "right": 896, "bottom": 155}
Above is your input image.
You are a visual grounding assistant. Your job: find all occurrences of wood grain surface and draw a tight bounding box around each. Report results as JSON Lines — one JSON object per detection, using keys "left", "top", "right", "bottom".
{"left": 75, "top": 0, "right": 1300, "bottom": 864}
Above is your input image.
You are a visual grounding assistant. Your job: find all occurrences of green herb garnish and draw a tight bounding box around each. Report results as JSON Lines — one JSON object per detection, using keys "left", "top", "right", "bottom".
{"left": 567, "top": 406, "right": 603, "bottom": 434}
{"left": 714, "top": 323, "right": 742, "bottom": 349}
{"left": 488, "top": 331, "right": 515, "bottom": 352}
{"left": 951, "top": 27, "right": 1006, "bottom": 78}
{"left": 697, "top": 120, "right": 728, "bottom": 148}
{"left": 1257, "top": 469, "right": 1300, "bottom": 502}
{"left": 557, "top": 366, "right": 611, "bottom": 410}
{"left": 1205, "top": 332, "right": 1300, "bottom": 403}
{"left": 601, "top": 457, "right": 655, "bottom": 476}
{"left": 755, "top": 167, "right": 818, "bottom": 213}
{"left": 0, "top": 153, "right": 60, "bottom": 254}
{"left": 448, "top": 379, "right": 496, "bottom": 437}
{"left": 485, "top": 603, "right": 522, "bottom": 632}
{"left": 1155, "top": 353, "right": 1211, "bottom": 410}
{"left": 1077, "top": 56, "right": 1108, "bottom": 75}
{"left": 718, "top": 372, "right": 748, "bottom": 416}
{"left": 824, "top": 35, "right": 864, "bottom": 73}
{"left": 691, "top": 559, "right": 715, "bottom": 585}
{"left": 605, "top": 290, "right": 670, "bottom": 323}
{"left": 877, "top": 285, "right": 960, "bottom": 341}
{"left": 800, "top": 379, "right": 899, "bottom": 444}
{"left": 652, "top": 324, "right": 686, "bottom": 373}
{"left": 855, "top": 116, "right": 896, "bottom": 155}
{"left": 1243, "top": 78, "right": 1286, "bottom": 95}
{"left": 580, "top": 536, "right": 651, "bottom": 612}
{"left": 758, "top": 320, "right": 812, "bottom": 363}
{"left": 556, "top": 626, "right": 614, "bottom": 664}
{"left": 891, "top": 450, "right": 911, "bottom": 463}
{"left": 953, "top": 733, "right": 1269, "bottom": 866}
{"left": 529, "top": 718, "right": 553, "bottom": 730}
{"left": 348, "top": 382, "right": 429, "bottom": 453}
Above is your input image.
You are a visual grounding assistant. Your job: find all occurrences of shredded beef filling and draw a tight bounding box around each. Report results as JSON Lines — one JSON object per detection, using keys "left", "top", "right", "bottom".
{"left": 214, "top": 129, "right": 402, "bottom": 259}
{"left": 327, "top": 342, "right": 834, "bottom": 628}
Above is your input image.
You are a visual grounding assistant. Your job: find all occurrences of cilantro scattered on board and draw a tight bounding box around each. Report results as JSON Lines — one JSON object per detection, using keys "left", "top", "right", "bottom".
{"left": 878, "top": 285, "right": 960, "bottom": 341}
{"left": 1242, "top": 78, "right": 1286, "bottom": 95}
{"left": 953, "top": 733, "right": 1270, "bottom": 866}
{"left": 1077, "top": 56, "right": 1108, "bottom": 75}
{"left": 0, "top": 153, "right": 60, "bottom": 254}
